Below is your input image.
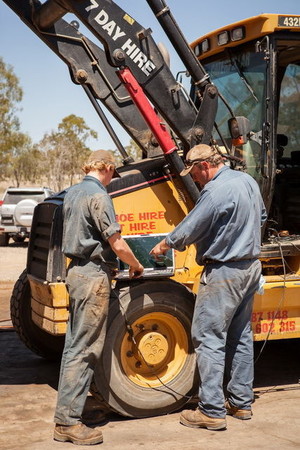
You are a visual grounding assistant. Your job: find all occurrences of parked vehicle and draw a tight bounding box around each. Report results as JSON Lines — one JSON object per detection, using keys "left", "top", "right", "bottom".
{"left": 0, "top": 187, "right": 54, "bottom": 245}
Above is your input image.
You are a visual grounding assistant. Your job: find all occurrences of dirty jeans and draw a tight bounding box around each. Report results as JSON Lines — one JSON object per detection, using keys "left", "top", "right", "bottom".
{"left": 192, "top": 259, "right": 261, "bottom": 418}
{"left": 54, "top": 260, "right": 111, "bottom": 426}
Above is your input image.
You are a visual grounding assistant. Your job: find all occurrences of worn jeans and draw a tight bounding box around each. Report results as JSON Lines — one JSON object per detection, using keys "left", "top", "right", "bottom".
{"left": 192, "top": 259, "right": 261, "bottom": 418}
{"left": 54, "top": 260, "right": 111, "bottom": 426}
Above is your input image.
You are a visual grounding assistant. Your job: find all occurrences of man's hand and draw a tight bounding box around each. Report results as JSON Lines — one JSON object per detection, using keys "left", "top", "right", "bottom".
{"left": 109, "top": 232, "right": 144, "bottom": 278}
{"left": 149, "top": 238, "right": 171, "bottom": 260}
{"left": 129, "top": 262, "right": 144, "bottom": 279}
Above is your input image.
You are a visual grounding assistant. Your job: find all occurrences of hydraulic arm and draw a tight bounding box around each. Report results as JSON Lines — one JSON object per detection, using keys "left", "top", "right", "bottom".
{"left": 4, "top": 0, "right": 219, "bottom": 147}
{"left": 3, "top": 0, "right": 220, "bottom": 202}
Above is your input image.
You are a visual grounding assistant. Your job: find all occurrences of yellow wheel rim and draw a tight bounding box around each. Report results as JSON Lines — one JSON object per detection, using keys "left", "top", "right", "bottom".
{"left": 120, "top": 312, "right": 189, "bottom": 388}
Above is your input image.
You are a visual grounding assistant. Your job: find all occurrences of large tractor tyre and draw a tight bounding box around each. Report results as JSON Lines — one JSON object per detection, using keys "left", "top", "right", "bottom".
{"left": 12, "top": 236, "right": 26, "bottom": 243}
{"left": 91, "top": 279, "right": 198, "bottom": 418}
{"left": 0, "top": 233, "right": 9, "bottom": 246}
{"left": 10, "top": 269, "right": 65, "bottom": 360}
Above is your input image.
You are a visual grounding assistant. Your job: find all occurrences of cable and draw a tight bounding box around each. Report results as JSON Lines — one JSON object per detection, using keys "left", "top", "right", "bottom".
{"left": 254, "top": 233, "right": 287, "bottom": 364}
{"left": 116, "top": 291, "right": 194, "bottom": 401}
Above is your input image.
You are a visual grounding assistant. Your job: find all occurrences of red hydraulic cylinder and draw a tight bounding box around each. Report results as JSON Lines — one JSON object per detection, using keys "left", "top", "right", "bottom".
{"left": 117, "top": 67, "right": 177, "bottom": 155}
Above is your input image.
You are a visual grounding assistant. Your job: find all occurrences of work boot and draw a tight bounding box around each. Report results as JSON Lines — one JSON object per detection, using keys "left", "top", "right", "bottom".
{"left": 225, "top": 400, "right": 252, "bottom": 420}
{"left": 54, "top": 422, "right": 103, "bottom": 445}
{"left": 180, "top": 407, "right": 227, "bottom": 430}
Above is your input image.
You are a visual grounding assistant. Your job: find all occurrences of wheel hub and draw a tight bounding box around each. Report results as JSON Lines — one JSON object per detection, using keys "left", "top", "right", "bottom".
{"left": 120, "top": 312, "right": 189, "bottom": 388}
{"left": 136, "top": 331, "right": 168, "bottom": 366}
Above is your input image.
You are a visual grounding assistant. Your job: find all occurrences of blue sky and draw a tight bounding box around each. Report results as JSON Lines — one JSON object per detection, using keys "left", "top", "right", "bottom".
{"left": 1, "top": 0, "right": 299, "bottom": 151}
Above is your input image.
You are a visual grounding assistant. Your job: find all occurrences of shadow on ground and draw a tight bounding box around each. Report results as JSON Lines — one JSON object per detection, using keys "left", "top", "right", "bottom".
{"left": 1, "top": 327, "right": 299, "bottom": 393}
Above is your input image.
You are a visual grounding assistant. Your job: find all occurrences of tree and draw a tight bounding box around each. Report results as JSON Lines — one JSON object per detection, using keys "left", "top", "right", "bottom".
{"left": 16, "top": 145, "right": 44, "bottom": 186}
{"left": 39, "top": 115, "right": 98, "bottom": 191}
{"left": 8, "top": 136, "right": 44, "bottom": 187}
{"left": 58, "top": 114, "right": 97, "bottom": 185}
{"left": 112, "top": 139, "right": 143, "bottom": 166}
{"left": 0, "top": 57, "right": 30, "bottom": 180}
{"left": 124, "top": 139, "right": 143, "bottom": 161}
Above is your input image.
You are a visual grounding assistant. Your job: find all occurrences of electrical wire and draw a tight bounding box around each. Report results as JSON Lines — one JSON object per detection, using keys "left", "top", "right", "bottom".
{"left": 254, "top": 234, "right": 287, "bottom": 364}
{"left": 117, "top": 231, "right": 292, "bottom": 399}
{"left": 116, "top": 291, "right": 194, "bottom": 401}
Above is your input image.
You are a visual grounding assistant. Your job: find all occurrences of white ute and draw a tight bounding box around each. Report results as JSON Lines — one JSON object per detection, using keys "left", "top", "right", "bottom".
{"left": 0, "top": 187, "right": 55, "bottom": 246}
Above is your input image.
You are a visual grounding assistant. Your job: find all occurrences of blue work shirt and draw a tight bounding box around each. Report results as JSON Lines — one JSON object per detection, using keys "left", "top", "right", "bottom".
{"left": 166, "top": 165, "right": 267, "bottom": 264}
{"left": 62, "top": 175, "right": 120, "bottom": 266}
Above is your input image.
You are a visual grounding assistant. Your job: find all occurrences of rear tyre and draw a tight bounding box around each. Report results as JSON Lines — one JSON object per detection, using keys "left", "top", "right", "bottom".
{"left": 91, "top": 279, "right": 197, "bottom": 418}
{"left": 0, "top": 233, "right": 9, "bottom": 246}
{"left": 12, "top": 236, "right": 26, "bottom": 243}
{"left": 10, "top": 269, "right": 65, "bottom": 360}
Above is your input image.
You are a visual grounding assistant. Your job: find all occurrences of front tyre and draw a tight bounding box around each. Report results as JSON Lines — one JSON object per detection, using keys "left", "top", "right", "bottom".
{"left": 91, "top": 279, "right": 197, "bottom": 418}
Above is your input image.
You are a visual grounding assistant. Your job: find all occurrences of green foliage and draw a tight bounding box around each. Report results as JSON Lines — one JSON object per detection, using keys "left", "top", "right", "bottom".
{"left": 0, "top": 57, "right": 22, "bottom": 133}
{"left": 0, "top": 58, "right": 125, "bottom": 188}
{"left": 125, "top": 139, "right": 143, "bottom": 161}
{"left": 112, "top": 139, "right": 143, "bottom": 166}
{"left": 39, "top": 114, "right": 97, "bottom": 190}
{"left": 0, "top": 57, "right": 32, "bottom": 182}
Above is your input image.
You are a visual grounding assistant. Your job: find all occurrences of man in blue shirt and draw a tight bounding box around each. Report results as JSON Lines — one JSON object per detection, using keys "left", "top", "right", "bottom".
{"left": 54, "top": 150, "right": 144, "bottom": 445}
{"left": 150, "top": 144, "right": 266, "bottom": 431}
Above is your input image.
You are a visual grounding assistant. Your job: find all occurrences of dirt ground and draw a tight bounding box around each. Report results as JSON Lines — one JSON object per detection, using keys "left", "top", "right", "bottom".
{"left": 0, "top": 242, "right": 300, "bottom": 450}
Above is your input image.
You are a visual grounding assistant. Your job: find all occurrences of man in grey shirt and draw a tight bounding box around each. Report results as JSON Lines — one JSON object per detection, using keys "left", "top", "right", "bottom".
{"left": 150, "top": 144, "right": 266, "bottom": 431}
{"left": 54, "top": 150, "right": 144, "bottom": 445}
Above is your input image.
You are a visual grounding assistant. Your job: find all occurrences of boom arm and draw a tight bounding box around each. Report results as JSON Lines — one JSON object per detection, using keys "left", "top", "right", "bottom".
{"left": 4, "top": 0, "right": 219, "bottom": 149}
{"left": 3, "top": 0, "right": 220, "bottom": 202}
{"left": 3, "top": 0, "right": 158, "bottom": 158}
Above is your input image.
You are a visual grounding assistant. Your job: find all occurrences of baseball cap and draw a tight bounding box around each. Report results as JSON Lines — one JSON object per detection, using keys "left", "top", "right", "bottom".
{"left": 180, "top": 144, "right": 218, "bottom": 176}
{"left": 87, "top": 150, "right": 120, "bottom": 178}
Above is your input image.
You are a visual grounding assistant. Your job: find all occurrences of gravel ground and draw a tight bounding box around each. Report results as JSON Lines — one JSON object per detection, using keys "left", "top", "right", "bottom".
{"left": 0, "top": 240, "right": 28, "bottom": 282}
{"left": 0, "top": 241, "right": 300, "bottom": 449}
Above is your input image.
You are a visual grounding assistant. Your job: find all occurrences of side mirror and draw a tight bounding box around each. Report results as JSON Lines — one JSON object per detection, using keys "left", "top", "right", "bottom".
{"left": 228, "top": 116, "right": 251, "bottom": 146}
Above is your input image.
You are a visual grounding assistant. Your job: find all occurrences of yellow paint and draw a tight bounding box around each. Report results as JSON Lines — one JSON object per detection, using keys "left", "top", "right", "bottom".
{"left": 32, "top": 310, "right": 67, "bottom": 335}
{"left": 31, "top": 297, "right": 68, "bottom": 321}
{"left": 120, "top": 312, "right": 189, "bottom": 388}
{"left": 28, "top": 274, "right": 69, "bottom": 307}
{"left": 191, "top": 14, "right": 300, "bottom": 60}
{"left": 113, "top": 178, "right": 192, "bottom": 235}
{"left": 123, "top": 13, "right": 135, "bottom": 26}
{"left": 29, "top": 260, "right": 300, "bottom": 340}
{"left": 28, "top": 274, "right": 69, "bottom": 335}
{"left": 28, "top": 178, "right": 300, "bottom": 342}
{"left": 252, "top": 280, "right": 300, "bottom": 340}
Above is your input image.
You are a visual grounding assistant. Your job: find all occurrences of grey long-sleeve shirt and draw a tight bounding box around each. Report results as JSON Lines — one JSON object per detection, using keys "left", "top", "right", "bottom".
{"left": 166, "top": 166, "right": 267, "bottom": 264}
{"left": 62, "top": 175, "right": 120, "bottom": 266}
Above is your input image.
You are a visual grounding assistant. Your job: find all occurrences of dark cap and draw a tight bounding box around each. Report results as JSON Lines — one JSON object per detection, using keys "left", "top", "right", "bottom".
{"left": 87, "top": 150, "right": 120, "bottom": 178}
{"left": 180, "top": 144, "right": 218, "bottom": 176}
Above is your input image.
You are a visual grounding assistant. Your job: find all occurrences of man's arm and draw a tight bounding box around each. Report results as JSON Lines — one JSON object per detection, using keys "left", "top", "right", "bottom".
{"left": 108, "top": 232, "right": 144, "bottom": 278}
{"left": 149, "top": 238, "right": 171, "bottom": 259}
{"left": 150, "top": 192, "right": 215, "bottom": 258}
